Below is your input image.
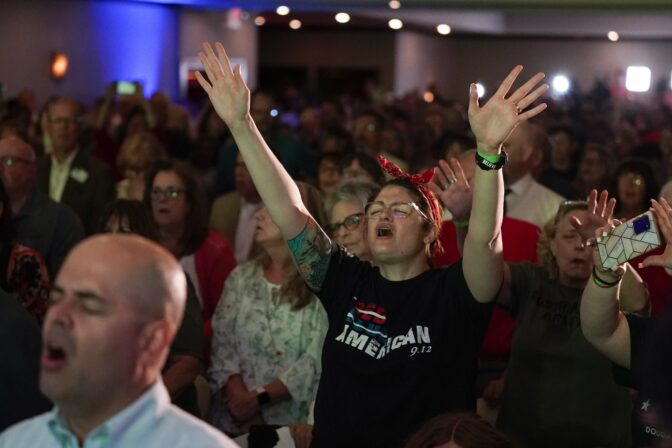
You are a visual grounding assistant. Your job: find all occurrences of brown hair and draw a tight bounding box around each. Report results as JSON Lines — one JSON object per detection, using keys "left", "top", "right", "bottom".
{"left": 256, "top": 181, "right": 326, "bottom": 311}
{"left": 537, "top": 200, "right": 588, "bottom": 280}
{"left": 116, "top": 132, "right": 165, "bottom": 171}
{"left": 143, "top": 159, "right": 208, "bottom": 257}
{"left": 404, "top": 412, "right": 513, "bottom": 448}
{"left": 372, "top": 178, "right": 444, "bottom": 259}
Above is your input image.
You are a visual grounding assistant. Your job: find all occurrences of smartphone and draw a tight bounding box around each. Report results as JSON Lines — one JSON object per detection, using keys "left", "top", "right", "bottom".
{"left": 115, "top": 81, "right": 136, "bottom": 96}
{"left": 597, "top": 211, "right": 662, "bottom": 271}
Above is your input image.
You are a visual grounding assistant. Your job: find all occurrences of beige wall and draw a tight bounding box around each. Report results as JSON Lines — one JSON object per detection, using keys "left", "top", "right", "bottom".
{"left": 395, "top": 32, "right": 672, "bottom": 101}
{"left": 258, "top": 28, "right": 396, "bottom": 91}
{"left": 179, "top": 10, "right": 258, "bottom": 89}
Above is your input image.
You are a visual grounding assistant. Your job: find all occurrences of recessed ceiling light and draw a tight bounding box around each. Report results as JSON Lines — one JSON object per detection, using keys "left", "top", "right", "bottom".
{"left": 388, "top": 19, "right": 403, "bottom": 30}
{"left": 552, "top": 75, "right": 570, "bottom": 94}
{"left": 389, "top": 0, "right": 401, "bottom": 10}
{"left": 625, "top": 66, "right": 651, "bottom": 92}
{"left": 254, "top": 16, "right": 266, "bottom": 26}
{"left": 476, "top": 83, "right": 485, "bottom": 98}
{"left": 276, "top": 5, "right": 290, "bottom": 16}
{"left": 335, "top": 12, "right": 350, "bottom": 24}
{"left": 289, "top": 19, "right": 302, "bottom": 30}
{"left": 437, "top": 24, "right": 451, "bottom": 35}
{"left": 607, "top": 30, "right": 619, "bottom": 42}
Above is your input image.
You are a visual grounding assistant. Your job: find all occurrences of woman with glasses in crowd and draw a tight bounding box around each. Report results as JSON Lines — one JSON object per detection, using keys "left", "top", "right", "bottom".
{"left": 324, "top": 180, "right": 379, "bottom": 262}
{"left": 611, "top": 158, "right": 659, "bottom": 221}
{"left": 144, "top": 160, "right": 236, "bottom": 359}
{"left": 196, "top": 41, "right": 547, "bottom": 447}
{"left": 494, "top": 194, "right": 646, "bottom": 447}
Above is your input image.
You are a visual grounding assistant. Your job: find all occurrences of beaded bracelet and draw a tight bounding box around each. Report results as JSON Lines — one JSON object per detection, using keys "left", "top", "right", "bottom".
{"left": 592, "top": 266, "right": 621, "bottom": 288}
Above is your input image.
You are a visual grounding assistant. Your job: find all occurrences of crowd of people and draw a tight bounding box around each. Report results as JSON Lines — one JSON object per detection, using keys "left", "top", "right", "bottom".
{"left": 2, "top": 40, "right": 672, "bottom": 448}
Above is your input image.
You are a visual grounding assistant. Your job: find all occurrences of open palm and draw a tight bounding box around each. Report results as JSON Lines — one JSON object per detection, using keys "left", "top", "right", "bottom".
{"left": 195, "top": 42, "right": 250, "bottom": 128}
{"left": 468, "top": 66, "right": 548, "bottom": 153}
{"left": 570, "top": 189, "right": 617, "bottom": 242}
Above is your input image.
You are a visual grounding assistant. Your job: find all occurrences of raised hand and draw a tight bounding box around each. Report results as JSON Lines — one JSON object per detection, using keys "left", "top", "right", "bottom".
{"left": 468, "top": 66, "right": 548, "bottom": 154}
{"left": 195, "top": 42, "right": 250, "bottom": 128}
{"left": 570, "top": 189, "right": 617, "bottom": 242}
{"left": 428, "top": 158, "right": 472, "bottom": 221}
{"left": 640, "top": 198, "right": 672, "bottom": 273}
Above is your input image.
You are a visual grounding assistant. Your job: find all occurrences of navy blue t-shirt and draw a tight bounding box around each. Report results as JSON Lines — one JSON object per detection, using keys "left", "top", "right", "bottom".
{"left": 311, "top": 246, "right": 493, "bottom": 448}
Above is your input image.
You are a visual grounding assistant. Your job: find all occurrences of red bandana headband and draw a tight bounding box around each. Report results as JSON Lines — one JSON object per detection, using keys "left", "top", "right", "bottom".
{"left": 377, "top": 155, "right": 441, "bottom": 225}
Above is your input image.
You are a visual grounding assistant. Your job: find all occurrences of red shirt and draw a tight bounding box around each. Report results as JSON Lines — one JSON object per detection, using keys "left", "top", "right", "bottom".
{"left": 194, "top": 230, "right": 237, "bottom": 362}
{"left": 631, "top": 246, "right": 672, "bottom": 315}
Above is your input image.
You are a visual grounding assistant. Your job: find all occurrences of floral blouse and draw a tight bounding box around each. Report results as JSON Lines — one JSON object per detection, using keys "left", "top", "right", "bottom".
{"left": 208, "top": 261, "right": 327, "bottom": 435}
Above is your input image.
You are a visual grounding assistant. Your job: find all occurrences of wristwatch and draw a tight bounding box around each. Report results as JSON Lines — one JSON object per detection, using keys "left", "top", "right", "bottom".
{"left": 255, "top": 386, "right": 270, "bottom": 405}
{"left": 475, "top": 148, "right": 508, "bottom": 171}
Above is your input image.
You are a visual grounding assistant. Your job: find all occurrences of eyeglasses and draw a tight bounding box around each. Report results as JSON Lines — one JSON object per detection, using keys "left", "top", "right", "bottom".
{"left": 0, "top": 156, "right": 33, "bottom": 168}
{"left": 365, "top": 201, "right": 431, "bottom": 222}
{"left": 150, "top": 186, "right": 186, "bottom": 199}
{"left": 328, "top": 212, "right": 364, "bottom": 234}
{"left": 620, "top": 173, "right": 645, "bottom": 187}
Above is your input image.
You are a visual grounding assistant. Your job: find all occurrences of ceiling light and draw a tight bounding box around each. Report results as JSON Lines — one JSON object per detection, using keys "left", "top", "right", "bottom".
{"left": 335, "top": 12, "right": 350, "bottom": 24}
{"left": 389, "top": 0, "right": 401, "bottom": 9}
{"left": 51, "top": 52, "right": 69, "bottom": 80}
{"left": 276, "top": 5, "right": 290, "bottom": 16}
{"left": 625, "top": 66, "right": 651, "bottom": 92}
{"left": 388, "top": 19, "right": 403, "bottom": 30}
{"left": 437, "top": 24, "right": 451, "bottom": 35}
{"left": 607, "top": 31, "right": 619, "bottom": 42}
{"left": 552, "top": 75, "right": 570, "bottom": 94}
{"left": 289, "top": 19, "right": 302, "bottom": 30}
{"left": 254, "top": 16, "right": 266, "bottom": 26}
{"left": 476, "top": 83, "right": 485, "bottom": 99}
{"left": 423, "top": 91, "right": 434, "bottom": 103}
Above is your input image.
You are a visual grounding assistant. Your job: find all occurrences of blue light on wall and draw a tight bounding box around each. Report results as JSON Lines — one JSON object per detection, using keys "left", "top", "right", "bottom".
{"left": 89, "top": 1, "right": 178, "bottom": 97}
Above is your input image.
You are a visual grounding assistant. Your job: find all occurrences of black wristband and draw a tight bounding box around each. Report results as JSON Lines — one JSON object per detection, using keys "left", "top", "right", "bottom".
{"left": 475, "top": 149, "right": 508, "bottom": 171}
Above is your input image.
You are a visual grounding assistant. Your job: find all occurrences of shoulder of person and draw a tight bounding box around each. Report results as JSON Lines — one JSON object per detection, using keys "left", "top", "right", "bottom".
{"left": 159, "top": 405, "right": 238, "bottom": 447}
{"left": 211, "top": 191, "right": 240, "bottom": 208}
{"left": 509, "top": 260, "right": 542, "bottom": 281}
{"left": 0, "top": 412, "right": 51, "bottom": 445}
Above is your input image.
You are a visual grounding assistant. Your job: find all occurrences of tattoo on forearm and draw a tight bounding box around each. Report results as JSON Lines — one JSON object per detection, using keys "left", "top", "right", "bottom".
{"left": 287, "top": 218, "right": 332, "bottom": 291}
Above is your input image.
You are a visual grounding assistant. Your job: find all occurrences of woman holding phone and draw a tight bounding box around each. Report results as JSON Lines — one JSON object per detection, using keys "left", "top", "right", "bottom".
{"left": 196, "top": 41, "right": 547, "bottom": 447}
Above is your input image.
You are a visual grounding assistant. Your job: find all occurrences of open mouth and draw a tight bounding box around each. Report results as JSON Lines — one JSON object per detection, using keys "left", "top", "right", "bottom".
{"left": 376, "top": 224, "right": 393, "bottom": 238}
{"left": 42, "top": 341, "right": 69, "bottom": 371}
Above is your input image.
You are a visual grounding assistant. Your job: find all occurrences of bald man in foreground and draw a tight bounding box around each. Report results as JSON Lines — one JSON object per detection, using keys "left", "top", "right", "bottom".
{"left": 0, "top": 235, "right": 238, "bottom": 447}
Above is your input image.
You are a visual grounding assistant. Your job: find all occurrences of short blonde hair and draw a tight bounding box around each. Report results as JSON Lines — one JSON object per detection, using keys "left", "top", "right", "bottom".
{"left": 537, "top": 201, "right": 588, "bottom": 280}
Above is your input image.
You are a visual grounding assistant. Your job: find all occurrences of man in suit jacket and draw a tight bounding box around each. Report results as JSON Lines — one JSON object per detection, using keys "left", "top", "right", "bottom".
{"left": 37, "top": 98, "right": 116, "bottom": 234}
{"left": 0, "top": 136, "right": 84, "bottom": 277}
{"left": 504, "top": 122, "right": 566, "bottom": 229}
{"left": 209, "top": 153, "right": 262, "bottom": 262}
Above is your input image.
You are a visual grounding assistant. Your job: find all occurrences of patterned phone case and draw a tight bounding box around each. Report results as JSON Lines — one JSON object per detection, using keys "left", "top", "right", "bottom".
{"left": 597, "top": 211, "right": 662, "bottom": 271}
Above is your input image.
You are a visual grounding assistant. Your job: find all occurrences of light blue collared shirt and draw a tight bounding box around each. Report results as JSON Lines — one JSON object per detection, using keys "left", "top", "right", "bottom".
{"left": 0, "top": 380, "right": 238, "bottom": 448}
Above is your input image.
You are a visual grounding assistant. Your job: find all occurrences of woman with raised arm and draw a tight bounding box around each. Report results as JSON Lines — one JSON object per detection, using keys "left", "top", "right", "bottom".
{"left": 196, "top": 41, "right": 547, "bottom": 448}
{"left": 581, "top": 198, "right": 672, "bottom": 448}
